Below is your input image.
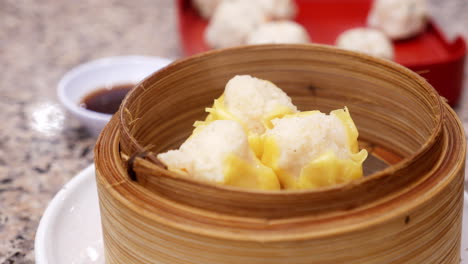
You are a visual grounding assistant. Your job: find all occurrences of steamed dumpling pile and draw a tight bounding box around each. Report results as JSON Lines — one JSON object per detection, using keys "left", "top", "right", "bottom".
{"left": 335, "top": 0, "right": 428, "bottom": 60}
{"left": 205, "top": 0, "right": 267, "bottom": 49}
{"left": 158, "top": 75, "right": 367, "bottom": 190}
{"left": 204, "top": 0, "right": 309, "bottom": 48}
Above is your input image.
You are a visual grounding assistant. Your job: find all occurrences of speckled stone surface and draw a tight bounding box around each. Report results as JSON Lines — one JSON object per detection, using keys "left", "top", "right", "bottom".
{"left": 0, "top": 0, "right": 179, "bottom": 263}
{"left": 0, "top": 0, "right": 466, "bottom": 263}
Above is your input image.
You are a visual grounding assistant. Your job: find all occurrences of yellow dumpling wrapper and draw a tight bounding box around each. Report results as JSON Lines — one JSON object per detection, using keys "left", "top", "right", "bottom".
{"left": 223, "top": 154, "right": 280, "bottom": 190}
{"left": 332, "top": 107, "right": 360, "bottom": 153}
{"left": 263, "top": 147, "right": 367, "bottom": 190}
{"left": 202, "top": 95, "right": 295, "bottom": 130}
{"left": 262, "top": 108, "right": 368, "bottom": 190}
{"left": 298, "top": 150, "right": 367, "bottom": 189}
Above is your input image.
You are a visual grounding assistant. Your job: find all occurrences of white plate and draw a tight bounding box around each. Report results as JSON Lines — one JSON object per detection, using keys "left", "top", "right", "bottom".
{"left": 35, "top": 164, "right": 468, "bottom": 264}
{"left": 35, "top": 164, "right": 104, "bottom": 264}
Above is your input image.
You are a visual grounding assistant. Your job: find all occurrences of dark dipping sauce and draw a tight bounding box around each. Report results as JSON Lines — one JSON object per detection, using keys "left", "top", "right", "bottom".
{"left": 80, "top": 83, "right": 134, "bottom": 114}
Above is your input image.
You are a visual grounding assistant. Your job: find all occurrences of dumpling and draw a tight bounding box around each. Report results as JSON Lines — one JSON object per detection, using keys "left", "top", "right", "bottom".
{"left": 336, "top": 28, "right": 394, "bottom": 60}
{"left": 205, "top": 0, "right": 267, "bottom": 48}
{"left": 261, "top": 109, "right": 368, "bottom": 190}
{"left": 204, "top": 0, "right": 298, "bottom": 48}
{"left": 159, "top": 76, "right": 368, "bottom": 191}
{"left": 246, "top": 21, "right": 310, "bottom": 45}
{"left": 158, "top": 120, "right": 280, "bottom": 190}
{"left": 367, "top": 0, "right": 428, "bottom": 40}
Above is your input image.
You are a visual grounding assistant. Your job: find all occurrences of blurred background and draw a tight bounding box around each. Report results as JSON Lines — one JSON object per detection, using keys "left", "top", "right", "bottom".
{"left": 0, "top": 0, "right": 467, "bottom": 263}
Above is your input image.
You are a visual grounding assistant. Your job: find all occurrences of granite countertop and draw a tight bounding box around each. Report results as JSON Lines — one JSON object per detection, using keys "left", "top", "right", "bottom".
{"left": 0, "top": 0, "right": 467, "bottom": 263}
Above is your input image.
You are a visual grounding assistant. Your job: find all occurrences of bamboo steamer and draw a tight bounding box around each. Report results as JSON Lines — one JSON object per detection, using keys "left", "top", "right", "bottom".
{"left": 94, "top": 44, "right": 466, "bottom": 263}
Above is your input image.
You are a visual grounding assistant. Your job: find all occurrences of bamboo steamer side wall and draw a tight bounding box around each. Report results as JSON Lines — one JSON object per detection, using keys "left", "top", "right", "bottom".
{"left": 96, "top": 173, "right": 464, "bottom": 264}
{"left": 96, "top": 104, "right": 465, "bottom": 264}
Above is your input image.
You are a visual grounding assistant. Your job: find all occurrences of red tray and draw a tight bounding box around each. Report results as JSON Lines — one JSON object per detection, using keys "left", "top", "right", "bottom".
{"left": 177, "top": 0, "right": 466, "bottom": 105}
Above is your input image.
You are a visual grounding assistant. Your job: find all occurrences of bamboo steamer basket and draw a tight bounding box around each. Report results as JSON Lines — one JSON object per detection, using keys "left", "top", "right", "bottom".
{"left": 94, "top": 44, "right": 466, "bottom": 263}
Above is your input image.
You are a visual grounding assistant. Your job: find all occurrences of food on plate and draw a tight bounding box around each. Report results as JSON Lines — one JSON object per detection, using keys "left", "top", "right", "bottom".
{"left": 246, "top": 21, "right": 310, "bottom": 45}
{"left": 262, "top": 110, "right": 368, "bottom": 189}
{"left": 194, "top": 0, "right": 296, "bottom": 20}
{"left": 205, "top": 0, "right": 266, "bottom": 48}
{"left": 158, "top": 75, "right": 367, "bottom": 190}
{"left": 367, "top": 0, "right": 428, "bottom": 40}
{"left": 157, "top": 120, "right": 280, "bottom": 190}
{"left": 203, "top": 0, "right": 298, "bottom": 48}
{"left": 336, "top": 28, "right": 394, "bottom": 60}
